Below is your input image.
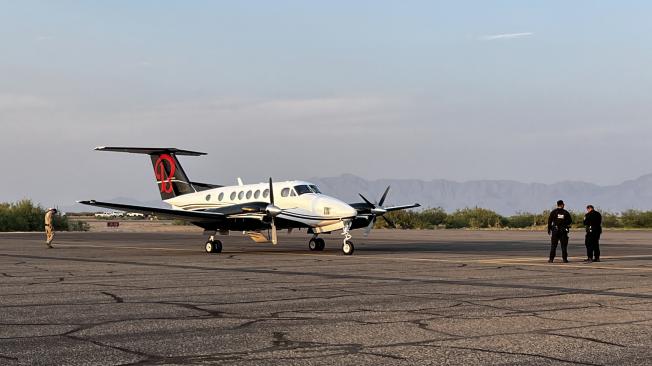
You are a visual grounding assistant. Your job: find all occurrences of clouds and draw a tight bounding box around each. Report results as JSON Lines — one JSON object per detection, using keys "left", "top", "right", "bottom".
{"left": 479, "top": 32, "right": 533, "bottom": 41}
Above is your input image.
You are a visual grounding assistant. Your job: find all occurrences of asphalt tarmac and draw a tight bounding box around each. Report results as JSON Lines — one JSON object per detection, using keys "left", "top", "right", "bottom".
{"left": 1, "top": 230, "right": 651, "bottom": 365}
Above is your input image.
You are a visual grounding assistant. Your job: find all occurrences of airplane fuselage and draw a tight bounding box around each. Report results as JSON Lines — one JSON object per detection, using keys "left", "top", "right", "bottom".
{"left": 166, "top": 180, "right": 357, "bottom": 232}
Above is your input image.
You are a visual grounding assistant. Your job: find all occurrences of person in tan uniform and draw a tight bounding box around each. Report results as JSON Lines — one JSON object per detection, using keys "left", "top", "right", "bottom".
{"left": 44, "top": 208, "right": 57, "bottom": 248}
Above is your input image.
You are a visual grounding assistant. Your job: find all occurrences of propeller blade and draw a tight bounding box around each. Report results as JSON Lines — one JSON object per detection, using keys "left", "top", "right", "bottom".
{"left": 364, "top": 216, "right": 376, "bottom": 237}
{"left": 268, "top": 177, "right": 275, "bottom": 205}
{"left": 271, "top": 218, "right": 278, "bottom": 245}
{"left": 378, "top": 186, "right": 391, "bottom": 207}
{"left": 358, "top": 193, "right": 376, "bottom": 208}
{"left": 381, "top": 215, "right": 396, "bottom": 228}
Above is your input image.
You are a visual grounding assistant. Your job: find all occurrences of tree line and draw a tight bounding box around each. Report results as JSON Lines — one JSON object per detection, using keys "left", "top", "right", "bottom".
{"left": 0, "top": 200, "right": 88, "bottom": 232}
{"left": 375, "top": 207, "right": 652, "bottom": 229}
{"left": 3, "top": 200, "right": 652, "bottom": 232}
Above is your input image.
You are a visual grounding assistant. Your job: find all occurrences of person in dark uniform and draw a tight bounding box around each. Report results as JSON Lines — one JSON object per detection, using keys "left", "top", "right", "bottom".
{"left": 583, "top": 205, "right": 602, "bottom": 262}
{"left": 548, "top": 200, "right": 572, "bottom": 263}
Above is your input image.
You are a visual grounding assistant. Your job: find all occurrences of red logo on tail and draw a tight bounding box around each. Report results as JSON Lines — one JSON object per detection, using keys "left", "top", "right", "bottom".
{"left": 154, "top": 154, "right": 176, "bottom": 194}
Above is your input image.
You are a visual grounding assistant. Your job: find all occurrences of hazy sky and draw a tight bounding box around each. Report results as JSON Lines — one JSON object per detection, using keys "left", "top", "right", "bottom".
{"left": 2, "top": 1, "right": 651, "bottom": 207}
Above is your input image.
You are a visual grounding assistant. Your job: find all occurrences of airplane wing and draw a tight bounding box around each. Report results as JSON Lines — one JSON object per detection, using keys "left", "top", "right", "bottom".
{"left": 383, "top": 203, "right": 421, "bottom": 212}
{"left": 78, "top": 200, "right": 275, "bottom": 220}
{"left": 78, "top": 200, "right": 227, "bottom": 221}
{"left": 349, "top": 202, "right": 421, "bottom": 214}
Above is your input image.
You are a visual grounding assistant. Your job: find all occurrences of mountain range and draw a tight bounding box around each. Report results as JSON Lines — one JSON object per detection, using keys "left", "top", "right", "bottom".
{"left": 61, "top": 174, "right": 652, "bottom": 215}
{"left": 309, "top": 173, "right": 652, "bottom": 215}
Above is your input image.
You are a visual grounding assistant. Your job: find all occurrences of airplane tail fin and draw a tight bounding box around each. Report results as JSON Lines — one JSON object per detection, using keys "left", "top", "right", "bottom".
{"left": 95, "top": 147, "right": 206, "bottom": 200}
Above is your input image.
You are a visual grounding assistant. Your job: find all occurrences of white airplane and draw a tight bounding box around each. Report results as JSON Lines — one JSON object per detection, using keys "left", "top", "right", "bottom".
{"left": 79, "top": 147, "right": 420, "bottom": 255}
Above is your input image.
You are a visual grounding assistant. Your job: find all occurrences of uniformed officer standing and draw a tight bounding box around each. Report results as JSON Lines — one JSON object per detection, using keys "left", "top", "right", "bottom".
{"left": 583, "top": 205, "right": 602, "bottom": 262}
{"left": 44, "top": 208, "right": 57, "bottom": 248}
{"left": 548, "top": 200, "right": 572, "bottom": 263}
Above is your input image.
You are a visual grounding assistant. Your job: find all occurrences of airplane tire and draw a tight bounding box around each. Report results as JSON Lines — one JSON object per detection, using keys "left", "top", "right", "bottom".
{"left": 205, "top": 240, "right": 223, "bottom": 254}
{"left": 213, "top": 240, "right": 223, "bottom": 253}
{"left": 309, "top": 239, "right": 318, "bottom": 251}
{"left": 342, "top": 240, "right": 354, "bottom": 255}
{"left": 315, "top": 238, "right": 325, "bottom": 251}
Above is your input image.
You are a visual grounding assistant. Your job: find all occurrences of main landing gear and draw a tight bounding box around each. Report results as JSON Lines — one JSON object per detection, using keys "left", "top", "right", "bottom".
{"left": 308, "top": 236, "right": 325, "bottom": 251}
{"left": 205, "top": 235, "right": 222, "bottom": 254}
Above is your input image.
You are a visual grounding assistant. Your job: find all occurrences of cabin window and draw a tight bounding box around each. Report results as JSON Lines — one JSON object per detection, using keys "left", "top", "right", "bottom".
{"left": 238, "top": 191, "right": 244, "bottom": 200}
{"left": 263, "top": 189, "right": 269, "bottom": 198}
{"left": 254, "top": 190, "right": 260, "bottom": 199}
{"left": 205, "top": 194, "right": 211, "bottom": 201}
{"left": 246, "top": 190, "right": 252, "bottom": 199}
{"left": 218, "top": 192, "right": 224, "bottom": 201}
{"left": 230, "top": 192, "right": 236, "bottom": 200}
{"left": 281, "top": 188, "right": 290, "bottom": 197}
{"left": 324, "top": 207, "right": 331, "bottom": 215}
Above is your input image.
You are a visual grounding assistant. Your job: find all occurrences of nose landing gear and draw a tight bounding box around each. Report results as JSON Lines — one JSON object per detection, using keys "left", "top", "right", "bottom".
{"left": 342, "top": 240, "right": 354, "bottom": 255}
{"left": 341, "top": 221, "right": 354, "bottom": 255}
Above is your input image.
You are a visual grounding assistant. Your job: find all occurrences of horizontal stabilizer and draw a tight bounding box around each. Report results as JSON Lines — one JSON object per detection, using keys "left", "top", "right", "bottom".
{"left": 95, "top": 147, "right": 206, "bottom": 156}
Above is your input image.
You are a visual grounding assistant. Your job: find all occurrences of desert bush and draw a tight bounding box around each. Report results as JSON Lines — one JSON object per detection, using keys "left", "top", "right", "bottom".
{"left": 445, "top": 207, "right": 506, "bottom": 229}
{"left": 621, "top": 210, "right": 652, "bottom": 228}
{"left": 0, "top": 200, "right": 69, "bottom": 232}
{"left": 506, "top": 212, "right": 539, "bottom": 228}
{"left": 68, "top": 220, "right": 90, "bottom": 232}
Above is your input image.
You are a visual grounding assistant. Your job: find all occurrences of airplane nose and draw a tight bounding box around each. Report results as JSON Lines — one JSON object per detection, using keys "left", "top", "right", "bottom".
{"left": 317, "top": 196, "right": 358, "bottom": 219}
{"left": 341, "top": 203, "right": 357, "bottom": 219}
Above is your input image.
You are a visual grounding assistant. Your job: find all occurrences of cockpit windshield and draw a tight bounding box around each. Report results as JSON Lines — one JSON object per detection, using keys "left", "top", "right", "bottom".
{"left": 294, "top": 185, "right": 321, "bottom": 195}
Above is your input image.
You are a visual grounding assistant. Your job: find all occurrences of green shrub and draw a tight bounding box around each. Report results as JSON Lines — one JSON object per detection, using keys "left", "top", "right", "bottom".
{"left": 506, "top": 212, "right": 538, "bottom": 228}
{"left": 601, "top": 211, "right": 623, "bottom": 228}
{"left": 68, "top": 220, "right": 90, "bottom": 232}
{"left": 445, "top": 207, "right": 505, "bottom": 229}
{"left": 0, "top": 200, "right": 69, "bottom": 232}
{"left": 621, "top": 210, "right": 652, "bottom": 228}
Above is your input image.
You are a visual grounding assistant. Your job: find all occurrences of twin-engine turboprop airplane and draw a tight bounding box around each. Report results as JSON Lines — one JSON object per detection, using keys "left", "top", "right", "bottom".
{"left": 79, "top": 147, "right": 420, "bottom": 255}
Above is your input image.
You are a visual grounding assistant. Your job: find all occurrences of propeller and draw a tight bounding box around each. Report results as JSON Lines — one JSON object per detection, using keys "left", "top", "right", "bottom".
{"left": 265, "top": 177, "right": 282, "bottom": 244}
{"left": 359, "top": 186, "right": 396, "bottom": 236}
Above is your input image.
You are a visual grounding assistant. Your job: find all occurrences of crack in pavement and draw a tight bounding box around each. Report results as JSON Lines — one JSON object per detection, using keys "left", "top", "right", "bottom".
{"left": 101, "top": 291, "right": 124, "bottom": 303}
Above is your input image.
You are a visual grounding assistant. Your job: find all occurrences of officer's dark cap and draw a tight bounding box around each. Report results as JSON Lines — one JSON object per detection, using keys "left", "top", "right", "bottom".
{"left": 557, "top": 200, "right": 564, "bottom": 206}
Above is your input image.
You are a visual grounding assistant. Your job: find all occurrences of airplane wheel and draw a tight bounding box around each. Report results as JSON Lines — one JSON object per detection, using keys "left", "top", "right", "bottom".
{"left": 309, "top": 238, "right": 318, "bottom": 251}
{"left": 315, "top": 238, "right": 325, "bottom": 251}
{"left": 342, "top": 240, "right": 354, "bottom": 255}
{"left": 205, "top": 240, "right": 222, "bottom": 254}
{"left": 213, "top": 240, "right": 223, "bottom": 253}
